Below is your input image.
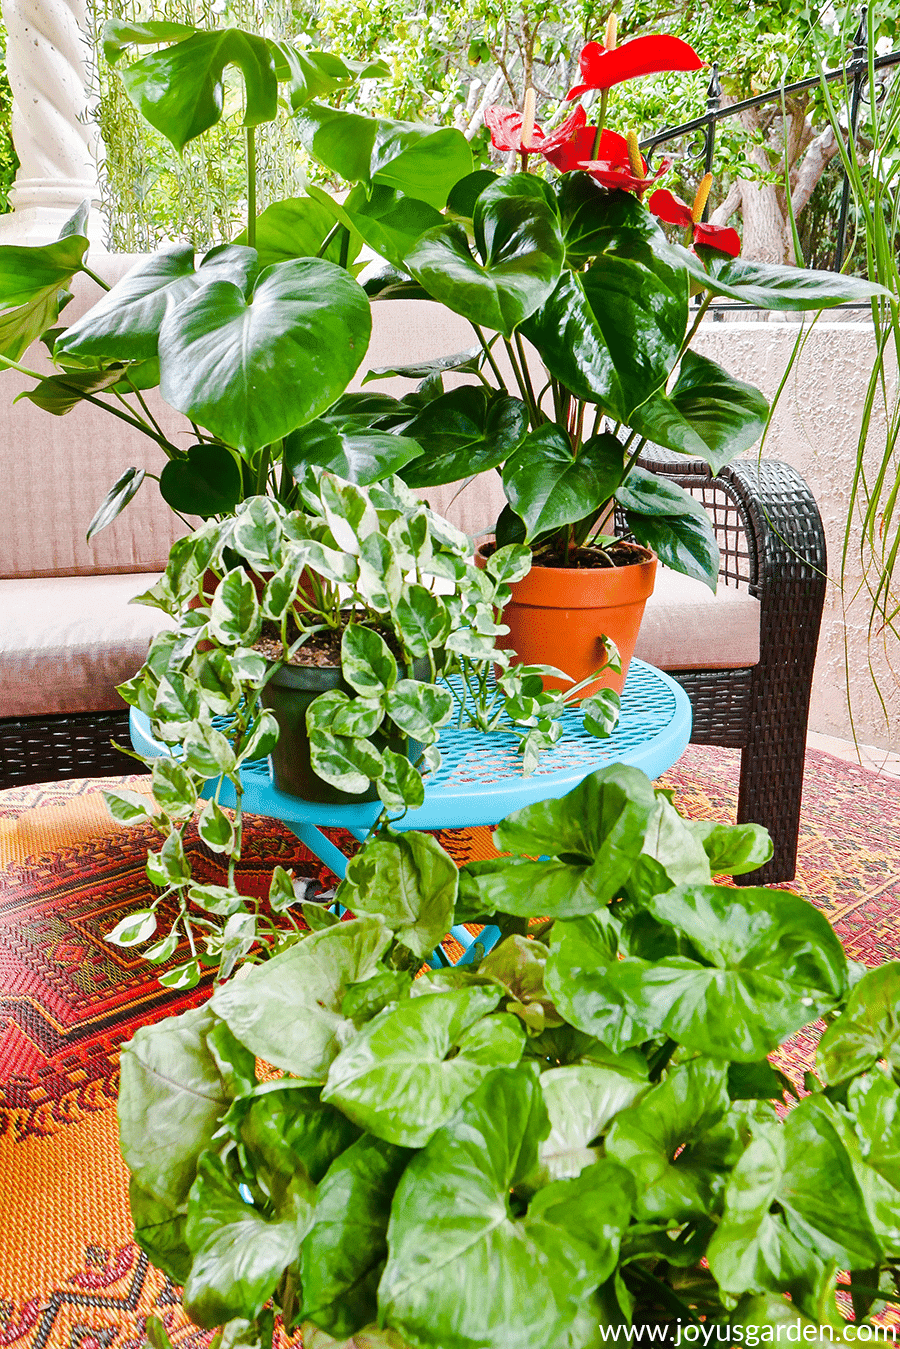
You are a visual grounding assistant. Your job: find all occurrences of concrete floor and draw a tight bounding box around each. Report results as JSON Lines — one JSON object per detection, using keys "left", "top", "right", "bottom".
{"left": 808, "top": 731, "right": 900, "bottom": 781}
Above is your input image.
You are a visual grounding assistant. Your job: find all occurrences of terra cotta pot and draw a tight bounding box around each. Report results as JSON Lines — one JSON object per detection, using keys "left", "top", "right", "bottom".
{"left": 479, "top": 540, "right": 657, "bottom": 698}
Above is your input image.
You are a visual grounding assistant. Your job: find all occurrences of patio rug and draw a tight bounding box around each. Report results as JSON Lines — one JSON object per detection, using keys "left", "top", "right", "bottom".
{"left": 1, "top": 745, "right": 899, "bottom": 1348}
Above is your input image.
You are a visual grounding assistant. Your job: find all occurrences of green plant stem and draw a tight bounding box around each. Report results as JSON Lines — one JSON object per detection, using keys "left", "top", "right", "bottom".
{"left": 514, "top": 331, "right": 542, "bottom": 423}
{"left": 471, "top": 324, "right": 507, "bottom": 390}
{"left": 78, "top": 264, "right": 112, "bottom": 292}
{"left": 255, "top": 443, "right": 272, "bottom": 495}
{"left": 339, "top": 225, "right": 351, "bottom": 270}
{"left": 622, "top": 434, "right": 647, "bottom": 479}
{"left": 679, "top": 292, "right": 713, "bottom": 357}
{"left": 246, "top": 126, "right": 257, "bottom": 252}
{"left": 503, "top": 337, "right": 537, "bottom": 421}
{"left": 317, "top": 222, "right": 341, "bottom": 258}
{"left": 121, "top": 375, "right": 166, "bottom": 439}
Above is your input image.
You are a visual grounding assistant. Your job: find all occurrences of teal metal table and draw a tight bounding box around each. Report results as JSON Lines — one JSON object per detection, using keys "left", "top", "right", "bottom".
{"left": 130, "top": 658, "right": 691, "bottom": 965}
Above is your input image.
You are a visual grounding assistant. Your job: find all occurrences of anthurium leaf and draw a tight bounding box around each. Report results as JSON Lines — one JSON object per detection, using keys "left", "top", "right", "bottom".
{"left": 379, "top": 1066, "right": 610, "bottom": 1349}
{"left": 817, "top": 963, "right": 900, "bottom": 1085}
{"left": 56, "top": 245, "right": 256, "bottom": 362}
{"left": 707, "top": 1098, "right": 881, "bottom": 1298}
{"left": 321, "top": 986, "right": 504, "bottom": 1146}
{"left": 183, "top": 1152, "right": 307, "bottom": 1328}
{"left": 605, "top": 1057, "right": 730, "bottom": 1221}
{"left": 521, "top": 235, "right": 687, "bottom": 421}
{"left": 606, "top": 884, "right": 848, "bottom": 1062}
{"left": 119, "top": 29, "right": 278, "bottom": 152}
{"left": 159, "top": 259, "right": 371, "bottom": 453}
{"left": 537, "top": 1061, "right": 648, "bottom": 1183}
{"left": 554, "top": 172, "right": 664, "bottom": 266}
{"left": 86, "top": 467, "right": 147, "bottom": 541}
{"left": 446, "top": 169, "right": 499, "bottom": 217}
{"left": 625, "top": 502, "right": 719, "bottom": 589}
{"left": 661, "top": 237, "right": 890, "bottom": 310}
{"left": 232, "top": 195, "right": 359, "bottom": 270}
{"left": 400, "top": 387, "right": 528, "bottom": 489}
{"left": 210, "top": 918, "right": 391, "bottom": 1079}
{"left": 284, "top": 417, "right": 420, "bottom": 486}
{"left": 545, "top": 914, "right": 660, "bottom": 1054}
{"left": 300, "top": 1134, "right": 412, "bottom": 1338}
{"left": 0, "top": 233, "right": 88, "bottom": 358}
{"left": 118, "top": 1005, "right": 229, "bottom": 1210}
{"left": 503, "top": 428, "right": 624, "bottom": 541}
{"left": 294, "top": 103, "right": 472, "bottom": 210}
{"left": 406, "top": 176, "right": 564, "bottom": 338}
{"left": 629, "top": 351, "right": 769, "bottom": 472}
{"left": 160, "top": 441, "right": 243, "bottom": 517}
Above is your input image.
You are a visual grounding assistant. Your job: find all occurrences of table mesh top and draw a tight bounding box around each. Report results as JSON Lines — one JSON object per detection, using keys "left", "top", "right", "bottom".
{"left": 235, "top": 659, "right": 679, "bottom": 794}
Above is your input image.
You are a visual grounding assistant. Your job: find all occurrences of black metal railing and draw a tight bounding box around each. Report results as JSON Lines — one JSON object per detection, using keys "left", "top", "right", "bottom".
{"left": 638, "top": 6, "right": 900, "bottom": 297}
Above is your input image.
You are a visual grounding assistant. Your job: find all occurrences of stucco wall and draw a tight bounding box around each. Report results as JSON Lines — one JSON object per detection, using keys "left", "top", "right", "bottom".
{"left": 692, "top": 321, "right": 899, "bottom": 754}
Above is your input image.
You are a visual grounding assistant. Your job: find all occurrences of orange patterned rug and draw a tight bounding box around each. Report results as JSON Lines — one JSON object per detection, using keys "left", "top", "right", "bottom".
{"left": 1, "top": 746, "right": 899, "bottom": 1348}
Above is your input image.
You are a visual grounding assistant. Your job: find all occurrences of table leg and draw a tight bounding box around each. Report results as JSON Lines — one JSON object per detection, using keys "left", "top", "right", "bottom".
{"left": 283, "top": 822, "right": 352, "bottom": 880}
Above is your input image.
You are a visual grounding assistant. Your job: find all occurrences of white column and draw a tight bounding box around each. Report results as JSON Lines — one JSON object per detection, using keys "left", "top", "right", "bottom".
{"left": 0, "top": 0, "right": 106, "bottom": 246}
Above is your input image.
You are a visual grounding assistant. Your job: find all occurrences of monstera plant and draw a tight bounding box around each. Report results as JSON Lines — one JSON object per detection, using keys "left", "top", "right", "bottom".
{"left": 116, "top": 762, "right": 900, "bottom": 1348}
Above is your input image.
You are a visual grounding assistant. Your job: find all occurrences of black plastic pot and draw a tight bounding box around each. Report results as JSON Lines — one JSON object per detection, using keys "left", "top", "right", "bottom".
{"left": 261, "top": 659, "right": 426, "bottom": 805}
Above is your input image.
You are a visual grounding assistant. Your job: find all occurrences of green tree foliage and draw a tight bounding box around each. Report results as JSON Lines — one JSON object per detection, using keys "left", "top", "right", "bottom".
{"left": 0, "top": 20, "right": 19, "bottom": 214}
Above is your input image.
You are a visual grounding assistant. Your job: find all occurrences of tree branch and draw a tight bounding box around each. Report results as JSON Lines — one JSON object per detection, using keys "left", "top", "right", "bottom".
{"left": 790, "top": 123, "right": 843, "bottom": 217}
{"left": 710, "top": 179, "right": 743, "bottom": 226}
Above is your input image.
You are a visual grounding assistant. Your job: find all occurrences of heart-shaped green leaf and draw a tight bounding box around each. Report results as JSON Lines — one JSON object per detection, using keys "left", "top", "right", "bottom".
{"left": 661, "top": 238, "right": 891, "bottom": 310}
{"left": 233, "top": 195, "right": 360, "bottom": 270}
{"left": 406, "top": 176, "right": 564, "bottom": 338}
{"left": 56, "top": 245, "right": 257, "bottom": 363}
{"left": 335, "top": 829, "right": 457, "bottom": 959}
{"left": 321, "top": 987, "right": 505, "bottom": 1145}
{"left": 817, "top": 963, "right": 900, "bottom": 1085}
{"left": 300, "top": 1133, "right": 411, "bottom": 1338}
{"left": 400, "top": 386, "right": 528, "bottom": 488}
{"left": 284, "top": 417, "right": 420, "bottom": 486}
{"left": 629, "top": 350, "right": 769, "bottom": 472}
{"left": 521, "top": 237, "right": 687, "bottom": 421}
{"left": 158, "top": 258, "right": 371, "bottom": 453}
{"left": 159, "top": 442, "right": 243, "bottom": 517}
{"left": 211, "top": 918, "right": 391, "bottom": 1079}
{"left": 503, "top": 428, "right": 624, "bottom": 540}
{"left": 307, "top": 183, "right": 444, "bottom": 272}
{"left": 606, "top": 884, "right": 848, "bottom": 1061}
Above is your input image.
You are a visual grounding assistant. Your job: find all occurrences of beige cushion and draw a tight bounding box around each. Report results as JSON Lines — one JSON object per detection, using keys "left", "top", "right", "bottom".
{"left": 635, "top": 567, "right": 760, "bottom": 670}
{"left": 0, "top": 574, "right": 170, "bottom": 717}
{"left": 0, "top": 256, "right": 191, "bottom": 581}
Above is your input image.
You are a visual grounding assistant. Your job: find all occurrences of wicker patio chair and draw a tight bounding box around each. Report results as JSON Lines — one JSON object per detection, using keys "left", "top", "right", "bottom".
{"left": 0, "top": 711, "right": 140, "bottom": 790}
{"left": 631, "top": 451, "right": 827, "bottom": 886}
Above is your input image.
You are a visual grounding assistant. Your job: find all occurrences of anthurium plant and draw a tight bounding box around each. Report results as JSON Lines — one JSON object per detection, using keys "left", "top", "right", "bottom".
{"left": 117, "top": 760, "right": 900, "bottom": 1348}
{"left": 107, "top": 478, "right": 620, "bottom": 986}
{"left": 0, "top": 17, "right": 889, "bottom": 571}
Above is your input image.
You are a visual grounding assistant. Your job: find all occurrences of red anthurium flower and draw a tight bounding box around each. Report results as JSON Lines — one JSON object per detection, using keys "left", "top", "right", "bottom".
{"left": 484, "top": 105, "right": 545, "bottom": 153}
{"left": 648, "top": 178, "right": 742, "bottom": 257}
{"left": 646, "top": 187, "right": 694, "bottom": 228}
{"left": 567, "top": 34, "right": 704, "bottom": 99}
{"left": 579, "top": 129, "right": 670, "bottom": 197}
{"left": 693, "top": 222, "right": 741, "bottom": 257}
